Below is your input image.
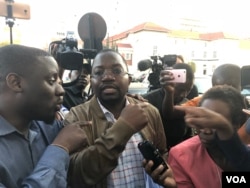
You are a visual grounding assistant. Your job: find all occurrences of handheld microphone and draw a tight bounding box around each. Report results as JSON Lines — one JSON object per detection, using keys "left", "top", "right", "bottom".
{"left": 138, "top": 59, "right": 152, "bottom": 71}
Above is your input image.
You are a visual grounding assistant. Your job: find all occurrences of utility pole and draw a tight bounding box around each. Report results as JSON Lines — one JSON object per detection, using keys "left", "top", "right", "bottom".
{"left": 5, "top": 0, "right": 15, "bottom": 44}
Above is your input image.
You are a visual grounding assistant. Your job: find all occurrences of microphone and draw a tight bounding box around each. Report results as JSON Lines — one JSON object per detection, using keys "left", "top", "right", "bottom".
{"left": 138, "top": 59, "right": 152, "bottom": 71}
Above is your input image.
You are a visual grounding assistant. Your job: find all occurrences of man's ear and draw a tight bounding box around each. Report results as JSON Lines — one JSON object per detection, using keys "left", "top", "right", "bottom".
{"left": 6, "top": 73, "right": 23, "bottom": 92}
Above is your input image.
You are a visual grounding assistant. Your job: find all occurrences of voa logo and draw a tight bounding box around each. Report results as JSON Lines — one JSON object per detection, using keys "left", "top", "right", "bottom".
{"left": 226, "top": 176, "right": 247, "bottom": 184}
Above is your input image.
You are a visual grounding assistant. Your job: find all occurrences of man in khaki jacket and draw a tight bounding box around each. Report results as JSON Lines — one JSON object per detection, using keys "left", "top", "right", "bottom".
{"left": 65, "top": 49, "right": 168, "bottom": 188}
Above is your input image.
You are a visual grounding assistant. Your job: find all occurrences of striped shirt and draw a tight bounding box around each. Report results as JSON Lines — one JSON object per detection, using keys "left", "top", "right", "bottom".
{"left": 97, "top": 99, "right": 162, "bottom": 188}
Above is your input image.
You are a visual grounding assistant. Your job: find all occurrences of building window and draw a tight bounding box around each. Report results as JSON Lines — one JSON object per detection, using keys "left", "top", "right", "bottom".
{"left": 213, "top": 51, "right": 217, "bottom": 58}
{"left": 203, "top": 51, "right": 207, "bottom": 58}
{"left": 153, "top": 46, "right": 157, "bottom": 56}
{"left": 191, "top": 51, "right": 195, "bottom": 58}
{"left": 125, "top": 53, "right": 131, "bottom": 60}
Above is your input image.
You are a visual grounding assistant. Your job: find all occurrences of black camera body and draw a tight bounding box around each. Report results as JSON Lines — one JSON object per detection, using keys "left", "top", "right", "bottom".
{"left": 51, "top": 31, "right": 94, "bottom": 72}
{"left": 147, "top": 54, "right": 177, "bottom": 91}
{"left": 138, "top": 140, "right": 168, "bottom": 171}
{"left": 49, "top": 12, "right": 107, "bottom": 73}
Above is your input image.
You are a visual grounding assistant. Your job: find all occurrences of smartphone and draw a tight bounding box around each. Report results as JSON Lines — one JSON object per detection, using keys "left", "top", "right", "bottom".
{"left": 138, "top": 140, "right": 168, "bottom": 171}
{"left": 162, "top": 68, "right": 186, "bottom": 83}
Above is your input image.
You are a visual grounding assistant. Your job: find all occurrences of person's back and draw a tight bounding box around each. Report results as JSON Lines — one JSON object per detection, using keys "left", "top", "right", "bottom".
{"left": 168, "top": 85, "right": 247, "bottom": 187}
{"left": 0, "top": 44, "right": 87, "bottom": 188}
{"left": 212, "top": 63, "right": 241, "bottom": 90}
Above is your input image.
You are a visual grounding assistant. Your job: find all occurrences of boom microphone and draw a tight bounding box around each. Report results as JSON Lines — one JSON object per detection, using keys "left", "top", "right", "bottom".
{"left": 138, "top": 59, "right": 152, "bottom": 71}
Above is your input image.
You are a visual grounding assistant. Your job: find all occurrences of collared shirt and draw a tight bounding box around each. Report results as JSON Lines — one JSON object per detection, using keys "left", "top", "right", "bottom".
{"left": 0, "top": 116, "right": 69, "bottom": 188}
{"left": 97, "top": 99, "right": 162, "bottom": 188}
{"left": 168, "top": 136, "right": 222, "bottom": 188}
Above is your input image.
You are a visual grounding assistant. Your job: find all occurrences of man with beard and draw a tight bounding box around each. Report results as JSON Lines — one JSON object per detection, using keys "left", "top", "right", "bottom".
{"left": 0, "top": 44, "right": 88, "bottom": 188}
{"left": 64, "top": 49, "right": 169, "bottom": 188}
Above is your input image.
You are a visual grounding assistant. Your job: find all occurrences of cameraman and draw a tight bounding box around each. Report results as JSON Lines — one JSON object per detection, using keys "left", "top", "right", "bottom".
{"left": 143, "top": 63, "right": 195, "bottom": 150}
{"left": 63, "top": 64, "right": 91, "bottom": 110}
{"left": 147, "top": 55, "right": 198, "bottom": 100}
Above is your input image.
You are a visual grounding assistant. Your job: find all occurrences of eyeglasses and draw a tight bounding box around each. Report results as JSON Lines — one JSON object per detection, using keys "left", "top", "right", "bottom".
{"left": 91, "top": 67, "right": 130, "bottom": 79}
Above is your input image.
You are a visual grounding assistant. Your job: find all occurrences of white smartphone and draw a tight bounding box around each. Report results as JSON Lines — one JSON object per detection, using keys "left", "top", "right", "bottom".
{"left": 166, "top": 69, "right": 186, "bottom": 83}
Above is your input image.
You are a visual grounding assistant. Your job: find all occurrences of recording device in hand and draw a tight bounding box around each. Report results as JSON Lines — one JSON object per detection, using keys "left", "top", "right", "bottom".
{"left": 164, "top": 68, "right": 187, "bottom": 83}
{"left": 138, "top": 55, "right": 178, "bottom": 91}
{"left": 49, "top": 12, "right": 107, "bottom": 72}
{"left": 138, "top": 140, "right": 168, "bottom": 171}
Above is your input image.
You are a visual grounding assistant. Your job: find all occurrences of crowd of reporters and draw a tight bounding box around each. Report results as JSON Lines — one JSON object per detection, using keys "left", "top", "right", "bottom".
{"left": 1, "top": 41, "right": 250, "bottom": 188}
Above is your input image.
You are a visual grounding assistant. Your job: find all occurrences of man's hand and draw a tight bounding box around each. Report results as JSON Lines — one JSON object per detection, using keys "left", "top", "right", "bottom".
{"left": 159, "top": 69, "right": 176, "bottom": 94}
{"left": 175, "top": 106, "right": 234, "bottom": 140}
{"left": 143, "top": 159, "right": 177, "bottom": 188}
{"left": 120, "top": 102, "right": 149, "bottom": 132}
{"left": 52, "top": 121, "right": 90, "bottom": 154}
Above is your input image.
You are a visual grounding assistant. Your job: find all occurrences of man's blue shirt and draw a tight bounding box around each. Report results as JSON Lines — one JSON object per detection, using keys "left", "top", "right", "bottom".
{"left": 0, "top": 116, "right": 69, "bottom": 188}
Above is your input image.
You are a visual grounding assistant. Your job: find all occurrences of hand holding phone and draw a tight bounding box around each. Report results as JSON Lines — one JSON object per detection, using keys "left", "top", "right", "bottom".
{"left": 166, "top": 69, "right": 186, "bottom": 83}
{"left": 138, "top": 140, "right": 168, "bottom": 171}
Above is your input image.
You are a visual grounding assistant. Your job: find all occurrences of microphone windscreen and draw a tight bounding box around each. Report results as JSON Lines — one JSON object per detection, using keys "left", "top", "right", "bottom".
{"left": 138, "top": 59, "right": 152, "bottom": 71}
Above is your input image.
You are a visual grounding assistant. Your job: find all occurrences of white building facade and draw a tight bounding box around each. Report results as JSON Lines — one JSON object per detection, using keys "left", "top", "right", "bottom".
{"left": 106, "top": 22, "right": 250, "bottom": 76}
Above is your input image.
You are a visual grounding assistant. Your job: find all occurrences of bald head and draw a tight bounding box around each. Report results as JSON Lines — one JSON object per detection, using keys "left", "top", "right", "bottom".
{"left": 212, "top": 64, "right": 241, "bottom": 91}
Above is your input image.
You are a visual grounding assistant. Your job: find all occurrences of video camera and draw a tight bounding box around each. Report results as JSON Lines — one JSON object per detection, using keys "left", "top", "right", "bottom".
{"left": 49, "top": 31, "right": 94, "bottom": 74}
{"left": 49, "top": 12, "right": 107, "bottom": 80}
{"left": 138, "top": 54, "right": 177, "bottom": 91}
